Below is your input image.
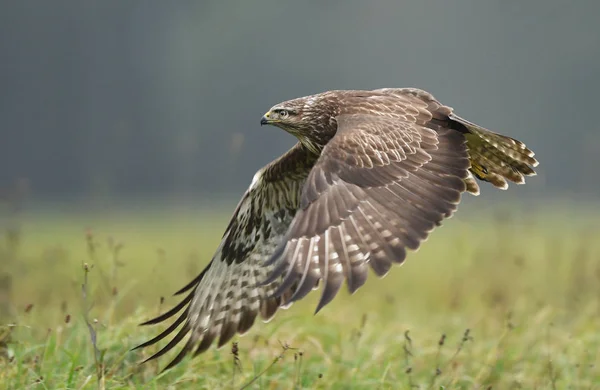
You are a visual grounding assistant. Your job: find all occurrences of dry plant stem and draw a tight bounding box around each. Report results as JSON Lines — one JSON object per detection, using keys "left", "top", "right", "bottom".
{"left": 294, "top": 351, "right": 303, "bottom": 389}
{"left": 239, "top": 341, "right": 295, "bottom": 390}
{"left": 403, "top": 330, "right": 416, "bottom": 388}
{"left": 82, "top": 262, "right": 104, "bottom": 389}
{"left": 231, "top": 341, "right": 241, "bottom": 388}
{"left": 428, "top": 333, "right": 446, "bottom": 389}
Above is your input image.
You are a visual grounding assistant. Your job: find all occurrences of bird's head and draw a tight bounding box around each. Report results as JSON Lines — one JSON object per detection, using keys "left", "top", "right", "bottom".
{"left": 260, "top": 94, "right": 337, "bottom": 152}
{"left": 260, "top": 98, "right": 307, "bottom": 133}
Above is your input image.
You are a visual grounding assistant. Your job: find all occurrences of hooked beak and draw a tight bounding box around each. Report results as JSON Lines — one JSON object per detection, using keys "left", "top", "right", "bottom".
{"left": 260, "top": 111, "right": 271, "bottom": 126}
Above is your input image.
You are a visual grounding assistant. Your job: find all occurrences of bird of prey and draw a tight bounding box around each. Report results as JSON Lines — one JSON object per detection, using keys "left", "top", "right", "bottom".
{"left": 134, "top": 87, "right": 538, "bottom": 370}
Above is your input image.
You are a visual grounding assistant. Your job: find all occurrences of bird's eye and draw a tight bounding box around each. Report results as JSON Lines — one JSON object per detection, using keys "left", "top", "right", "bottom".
{"left": 278, "top": 109, "right": 289, "bottom": 119}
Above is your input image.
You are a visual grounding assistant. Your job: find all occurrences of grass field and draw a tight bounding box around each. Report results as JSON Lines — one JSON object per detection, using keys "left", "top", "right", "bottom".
{"left": 1, "top": 200, "right": 599, "bottom": 389}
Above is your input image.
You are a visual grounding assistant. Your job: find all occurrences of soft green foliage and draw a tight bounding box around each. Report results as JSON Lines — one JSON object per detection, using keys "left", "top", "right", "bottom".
{"left": 1, "top": 203, "right": 600, "bottom": 389}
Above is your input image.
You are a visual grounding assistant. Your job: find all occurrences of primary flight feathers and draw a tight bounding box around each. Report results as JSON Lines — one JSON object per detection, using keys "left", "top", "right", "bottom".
{"left": 134, "top": 87, "right": 538, "bottom": 371}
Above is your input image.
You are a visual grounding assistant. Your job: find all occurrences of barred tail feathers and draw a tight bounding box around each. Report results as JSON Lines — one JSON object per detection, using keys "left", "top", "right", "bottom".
{"left": 449, "top": 114, "right": 538, "bottom": 190}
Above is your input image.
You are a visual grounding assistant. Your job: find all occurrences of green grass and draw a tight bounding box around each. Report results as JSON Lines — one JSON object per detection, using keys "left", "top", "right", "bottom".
{"left": 1, "top": 202, "right": 600, "bottom": 389}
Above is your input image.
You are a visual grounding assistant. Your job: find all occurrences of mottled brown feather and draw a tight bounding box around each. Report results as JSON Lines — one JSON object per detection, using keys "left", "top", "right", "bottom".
{"left": 267, "top": 114, "right": 470, "bottom": 312}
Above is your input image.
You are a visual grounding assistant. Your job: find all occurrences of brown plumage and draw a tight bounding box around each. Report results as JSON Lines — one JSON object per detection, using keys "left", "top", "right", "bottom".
{"left": 134, "top": 87, "right": 538, "bottom": 371}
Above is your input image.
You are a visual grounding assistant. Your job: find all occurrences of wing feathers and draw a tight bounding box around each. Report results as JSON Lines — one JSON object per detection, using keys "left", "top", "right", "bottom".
{"left": 287, "top": 238, "right": 320, "bottom": 302}
{"left": 355, "top": 205, "right": 393, "bottom": 276}
{"left": 135, "top": 143, "right": 316, "bottom": 371}
{"left": 340, "top": 220, "right": 370, "bottom": 293}
{"left": 173, "top": 265, "right": 211, "bottom": 296}
{"left": 139, "top": 289, "right": 195, "bottom": 326}
{"left": 132, "top": 310, "right": 188, "bottom": 350}
{"left": 315, "top": 229, "right": 346, "bottom": 313}
{"left": 163, "top": 336, "right": 195, "bottom": 371}
{"left": 142, "top": 321, "right": 191, "bottom": 364}
{"left": 266, "top": 114, "right": 470, "bottom": 313}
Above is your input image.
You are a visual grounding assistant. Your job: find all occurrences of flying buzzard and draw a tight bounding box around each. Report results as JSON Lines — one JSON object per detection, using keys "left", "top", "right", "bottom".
{"left": 134, "top": 88, "right": 538, "bottom": 370}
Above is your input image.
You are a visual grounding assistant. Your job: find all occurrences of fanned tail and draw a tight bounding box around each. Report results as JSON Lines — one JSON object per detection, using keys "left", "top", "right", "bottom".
{"left": 450, "top": 114, "right": 539, "bottom": 190}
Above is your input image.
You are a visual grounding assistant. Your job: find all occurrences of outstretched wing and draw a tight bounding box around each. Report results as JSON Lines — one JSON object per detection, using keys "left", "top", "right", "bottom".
{"left": 134, "top": 143, "right": 318, "bottom": 371}
{"left": 266, "top": 113, "right": 470, "bottom": 313}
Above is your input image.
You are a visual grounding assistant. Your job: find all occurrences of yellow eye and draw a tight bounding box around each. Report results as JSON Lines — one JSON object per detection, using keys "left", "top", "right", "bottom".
{"left": 279, "top": 109, "right": 289, "bottom": 119}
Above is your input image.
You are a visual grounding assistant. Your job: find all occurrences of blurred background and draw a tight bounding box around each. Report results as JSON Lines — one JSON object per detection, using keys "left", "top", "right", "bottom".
{"left": 0, "top": 0, "right": 600, "bottom": 388}
{"left": 1, "top": 2, "right": 600, "bottom": 384}
{"left": 1, "top": 0, "right": 600, "bottom": 207}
